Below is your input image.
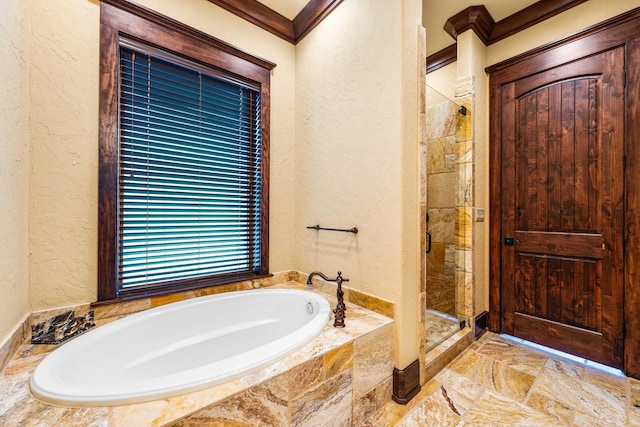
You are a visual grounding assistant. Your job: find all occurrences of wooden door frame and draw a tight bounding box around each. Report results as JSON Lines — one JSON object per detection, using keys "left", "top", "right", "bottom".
{"left": 487, "top": 7, "right": 640, "bottom": 378}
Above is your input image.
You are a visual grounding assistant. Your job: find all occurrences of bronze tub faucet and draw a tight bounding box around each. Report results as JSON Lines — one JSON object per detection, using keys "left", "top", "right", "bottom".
{"left": 306, "top": 271, "right": 349, "bottom": 328}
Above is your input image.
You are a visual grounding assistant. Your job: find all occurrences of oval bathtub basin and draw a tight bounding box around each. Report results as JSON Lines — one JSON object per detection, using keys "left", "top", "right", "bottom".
{"left": 30, "top": 288, "right": 330, "bottom": 407}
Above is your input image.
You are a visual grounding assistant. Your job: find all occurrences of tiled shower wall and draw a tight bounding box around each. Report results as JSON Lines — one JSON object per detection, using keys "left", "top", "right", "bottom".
{"left": 454, "top": 76, "right": 475, "bottom": 321}
{"left": 425, "top": 98, "right": 458, "bottom": 317}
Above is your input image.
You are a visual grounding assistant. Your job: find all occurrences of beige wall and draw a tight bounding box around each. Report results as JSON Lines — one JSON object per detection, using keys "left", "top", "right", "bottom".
{"left": 294, "top": 0, "right": 403, "bottom": 301}
{"left": 4, "top": 0, "right": 424, "bottom": 369}
{"left": 29, "top": 0, "right": 100, "bottom": 310}
{"left": 0, "top": 0, "right": 31, "bottom": 345}
{"left": 26, "top": 0, "right": 297, "bottom": 311}
{"left": 399, "top": 0, "right": 423, "bottom": 369}
{"left": 425, "top": 62, "right": 456, "bottom": 103}
{"left": 4, "top": 0, "right": 636, "bottom": 369}
{"left": 294, "top": 0, "right": 422, "bottom": 367}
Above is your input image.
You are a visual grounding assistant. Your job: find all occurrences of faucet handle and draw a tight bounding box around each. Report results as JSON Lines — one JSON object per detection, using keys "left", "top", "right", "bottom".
{"left": 337, "top": 271, "right": 349, "bottom": 282}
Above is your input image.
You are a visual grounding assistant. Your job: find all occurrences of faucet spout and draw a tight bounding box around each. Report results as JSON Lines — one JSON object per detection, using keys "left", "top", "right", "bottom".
{"left": 306, "top": 271, "right": 331, "bottom": 289}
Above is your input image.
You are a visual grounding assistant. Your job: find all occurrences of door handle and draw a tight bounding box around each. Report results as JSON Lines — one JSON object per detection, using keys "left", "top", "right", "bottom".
{"left": 426, "top": 231, "right": 432, "bottom": 254}
{"left": 504, "top": 237, "right": 519, "bottom": 246}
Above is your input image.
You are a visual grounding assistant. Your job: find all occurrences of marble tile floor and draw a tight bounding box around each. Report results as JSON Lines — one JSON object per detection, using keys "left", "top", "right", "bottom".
{"left": 367, "top": 332, "right": 640, "bottom": 426}
{"left": 425, "top": 310, "right": 460, "bottom": 352}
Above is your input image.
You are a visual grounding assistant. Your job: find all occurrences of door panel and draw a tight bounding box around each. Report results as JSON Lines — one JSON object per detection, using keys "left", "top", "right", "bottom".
{"left": 500, "top": 48, "right": 625, "bottom": 368}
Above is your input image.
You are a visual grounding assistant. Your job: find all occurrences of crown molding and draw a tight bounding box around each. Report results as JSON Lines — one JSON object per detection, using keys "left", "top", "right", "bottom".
{"left": 489, "top": 0, "right": 588, "bottom": 44}
{"left": 444, "top": 5, "right": 494, "bottom": 45}
{"left": 444, "top": 0, "right": 587, "bottom": 46}
{"left": 430, "top": 0, "right": 587, "bottom": 74}
{"left": 208, "top": 0, "right": 343, "bottom": 45}
{"left": 207, "top": 0, "right": 294, "bottom": 43}
{"left": 426, "top": 44, "right": 457, "bottom": 74}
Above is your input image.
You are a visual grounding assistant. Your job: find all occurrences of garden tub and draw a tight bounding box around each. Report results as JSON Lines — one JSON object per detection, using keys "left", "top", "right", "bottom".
{"left": 30, "top": 288, "right": 330, "bottom": 406}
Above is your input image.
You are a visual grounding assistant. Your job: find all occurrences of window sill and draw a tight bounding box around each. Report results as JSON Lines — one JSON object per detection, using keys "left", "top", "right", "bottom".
{"left": 92, "top": 272, "right": 273, "bottom": 307}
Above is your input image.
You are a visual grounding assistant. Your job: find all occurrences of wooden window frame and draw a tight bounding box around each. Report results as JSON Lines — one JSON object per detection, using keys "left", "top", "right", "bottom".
{"left": 98, "top": 0, "right": 274, "bottom": 302}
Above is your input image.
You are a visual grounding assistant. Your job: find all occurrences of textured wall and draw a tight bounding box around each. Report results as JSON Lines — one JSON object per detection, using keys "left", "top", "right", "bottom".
{"left": 28, "top": 0, "right": 100, "bottom": 310}
{"left": 0, "top": 0, "right": 31, "bottom": 344}
{"left": 26, "top": 0, "right": 297, "bottom": 310}
{"left": 426, "top": 63, "right": 456, "bottom": 106}
{"left": 294, "top": 0, "right": 422, "bottom": 367}
{"left": 295, "top": 0, "right": 403, "bottom": 310}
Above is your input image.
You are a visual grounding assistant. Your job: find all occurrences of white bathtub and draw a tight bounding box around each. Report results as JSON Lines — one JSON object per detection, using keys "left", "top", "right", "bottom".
{"left": 30, "top": 288, "right": 330, "bottom": 407}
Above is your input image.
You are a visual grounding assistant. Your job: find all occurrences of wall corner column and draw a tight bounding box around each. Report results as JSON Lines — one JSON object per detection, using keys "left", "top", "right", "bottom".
{"left": 455, "top": 30, "right": 489, "bottom": 326}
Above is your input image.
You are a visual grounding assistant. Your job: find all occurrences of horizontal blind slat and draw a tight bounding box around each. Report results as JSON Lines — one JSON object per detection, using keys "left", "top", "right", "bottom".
{"left": 117, "top": 44, "right": 262, "bottom": 293}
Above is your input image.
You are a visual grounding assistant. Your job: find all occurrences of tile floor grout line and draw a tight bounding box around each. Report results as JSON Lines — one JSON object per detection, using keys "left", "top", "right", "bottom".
{"left": 369, "top": 332, "right": 636, "bottom": 426}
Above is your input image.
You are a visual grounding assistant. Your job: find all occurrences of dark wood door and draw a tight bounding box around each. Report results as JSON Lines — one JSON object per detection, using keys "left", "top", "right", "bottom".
{"left": 499, "top": 48, "right": 625, "bottom": 368}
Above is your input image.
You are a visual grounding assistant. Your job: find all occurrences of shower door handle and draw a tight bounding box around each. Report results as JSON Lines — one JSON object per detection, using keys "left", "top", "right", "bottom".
{"left": 426, "top": 231, "right": 432, "bottom": 254}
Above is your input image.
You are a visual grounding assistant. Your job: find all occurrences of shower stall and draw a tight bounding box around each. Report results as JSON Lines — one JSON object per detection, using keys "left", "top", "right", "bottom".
{"left": 424, "top": 84, "right": 469, "bottom": 351}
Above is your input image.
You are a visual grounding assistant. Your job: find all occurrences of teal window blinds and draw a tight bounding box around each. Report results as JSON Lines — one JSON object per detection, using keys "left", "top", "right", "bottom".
{"left": 117, "top": 43, "right": 262, "bottom": 293}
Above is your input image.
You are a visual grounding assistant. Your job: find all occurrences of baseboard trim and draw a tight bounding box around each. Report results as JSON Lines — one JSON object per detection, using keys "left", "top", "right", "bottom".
{"left": 392, "top": 359, "right": 421, "bottom": 404}
{"left": 475, "top": 311, "right": 489, "bottom": 339}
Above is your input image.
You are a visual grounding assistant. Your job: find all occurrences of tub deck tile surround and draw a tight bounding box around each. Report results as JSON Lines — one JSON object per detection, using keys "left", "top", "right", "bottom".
{"left": 172, "top": 345, "right": 360, "bottom": 427}
{"left": 172, "top": 324, "right": 394, "bottom": 426}
{"left": 289, "top": 370, "right": 353, "bottom": 426}
{"left": 171, "top": 374, "right": 290, "bottom": 427}
{"left": 353, "top": 326, "right": 394, "bottom": 398}
{"left": 0, "top": 279, "right": 393, "bottom": 426}
{"left": 24, "top": 270, "right": 391, "bottom": 341}
{"left": 353, "top": 376, "right": 393, "bottom": 426}
{"left": 30, "top": 310, "right": 95, "bottom": 345}
{"left": 292, "top": 271, "right": 395, "bottom": 319}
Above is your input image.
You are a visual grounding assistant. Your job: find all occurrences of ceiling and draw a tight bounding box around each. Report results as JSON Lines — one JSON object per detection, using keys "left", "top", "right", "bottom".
{"left": 258, "top": 0, "right": 540, "bottom": 55}
{"left": 258, "top": 0, "right": 310, "bottom": 20}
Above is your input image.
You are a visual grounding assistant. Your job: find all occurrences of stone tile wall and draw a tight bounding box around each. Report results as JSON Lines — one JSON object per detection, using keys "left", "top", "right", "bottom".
{"left": 31, "top": 310, "right": 95, "bottom": 345}
{"left": 454, "top": 76, "right": 475, "bottom": 321}
{"left": 171, "top": 323, "right": 394, "bottom": 427}
{"left": 426, "top": 99, "right": 458, "bottom": 317}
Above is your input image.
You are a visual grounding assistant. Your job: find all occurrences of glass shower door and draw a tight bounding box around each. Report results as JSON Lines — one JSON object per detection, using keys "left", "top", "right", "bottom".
{"left": 424, "top": 84, "right": 466, "bottom": 351}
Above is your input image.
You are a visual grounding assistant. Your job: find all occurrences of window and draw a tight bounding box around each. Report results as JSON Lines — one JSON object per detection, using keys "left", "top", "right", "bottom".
{"left": 98, "top": 1, "right": 274, "bottom": 301}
